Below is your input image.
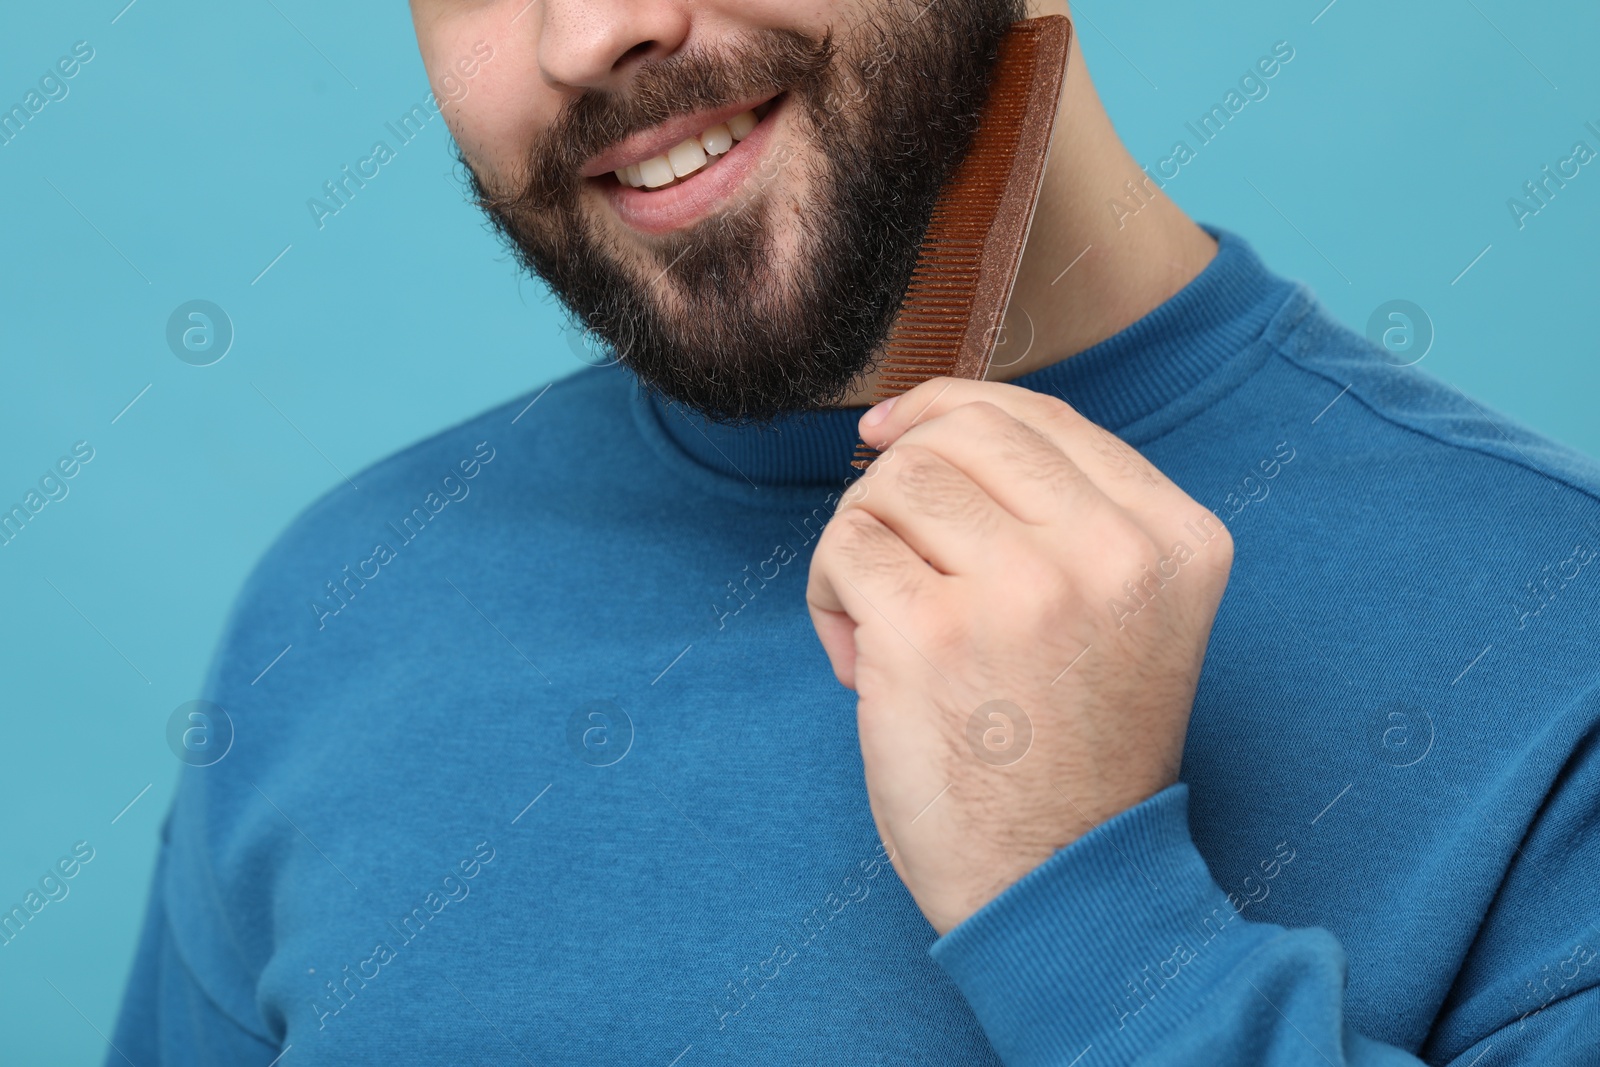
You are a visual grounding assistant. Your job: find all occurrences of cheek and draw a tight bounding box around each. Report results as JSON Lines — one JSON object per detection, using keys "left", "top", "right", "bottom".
{"left": 450, "top": 63, "right": 566, "bottom": 185}
{"left": 417, "top": 18, "right": 548, "bottom": 176}
{"left": 688, "top": 0, "right": 836, "bottom": 40}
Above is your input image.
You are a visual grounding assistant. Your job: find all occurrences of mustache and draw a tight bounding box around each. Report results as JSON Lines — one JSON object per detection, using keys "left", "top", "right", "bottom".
{"left": 488, "top": 29, "right": 836, "bottom": 215}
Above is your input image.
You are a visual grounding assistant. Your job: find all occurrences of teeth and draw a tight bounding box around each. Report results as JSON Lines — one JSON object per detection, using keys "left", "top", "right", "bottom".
{"left": 638, "top": 155, "right": 677, "bottom": 188}
{"left": 667, "top": 137, "right": 707, "bottom": 178}
{"left": 615, "top": 107, "right": 764, "bottom": 189}
{"left": 699, "top": 123, "right": 733, "bottom": 155}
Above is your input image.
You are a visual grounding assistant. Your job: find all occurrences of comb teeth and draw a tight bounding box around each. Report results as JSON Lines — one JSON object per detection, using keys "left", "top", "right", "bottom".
{"left": 852, "top": 15, "right": 1072, "bottom": 470}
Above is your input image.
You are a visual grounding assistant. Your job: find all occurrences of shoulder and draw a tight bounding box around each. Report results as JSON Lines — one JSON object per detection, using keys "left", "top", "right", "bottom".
{"left": 244, "top": 366, "right": 624, "bottom": 596}
{"left": 192, "top": 365, "right": 638, "bottom": 703}
{"left": 1241, "top": 296, "right": 1600, "bottom": 687}
{"left": 1271, "top": 300, "right": 1600, "bottom": 515}
{"left": 152, "top": 366, "right": 632, "bottom": 1007}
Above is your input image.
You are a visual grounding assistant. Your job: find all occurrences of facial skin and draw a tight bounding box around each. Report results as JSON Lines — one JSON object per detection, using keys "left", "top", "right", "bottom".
{"left": 411, "top": 0, "right": 1028, "bottom": 422}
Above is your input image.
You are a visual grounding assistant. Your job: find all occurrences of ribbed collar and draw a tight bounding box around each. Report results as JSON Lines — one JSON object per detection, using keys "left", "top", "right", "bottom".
{"left": 634, "top": 227, "right": 1299, "bottom": 489}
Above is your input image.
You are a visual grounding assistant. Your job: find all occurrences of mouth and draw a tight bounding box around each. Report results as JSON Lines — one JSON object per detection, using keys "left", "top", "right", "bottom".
{"left": 585, "top": 95, "right": 786, "bottom": 235}
{"left": 605, "top": 97, "right": 778, "bottom": 190}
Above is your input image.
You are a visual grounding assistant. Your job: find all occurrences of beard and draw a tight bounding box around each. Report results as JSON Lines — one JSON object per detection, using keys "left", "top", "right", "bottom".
{"left": 465, "top": 0, "right": 1027, "bottom": 423}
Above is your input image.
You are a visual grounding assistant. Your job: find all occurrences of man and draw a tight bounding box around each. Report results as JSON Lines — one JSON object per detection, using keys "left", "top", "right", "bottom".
{"left": 111, "top": 0, "right": 1600, "bottom": 1063}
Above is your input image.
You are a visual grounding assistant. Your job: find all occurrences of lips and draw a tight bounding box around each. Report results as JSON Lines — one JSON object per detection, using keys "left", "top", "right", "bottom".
{"left": 580, "top": 95, "right": 779, "bottom": 179}
{"left": 612, "top": 107, "right": 759, "bottom": 189}
{"left": 590, "top": 96, "right": 786, "bottom": 235}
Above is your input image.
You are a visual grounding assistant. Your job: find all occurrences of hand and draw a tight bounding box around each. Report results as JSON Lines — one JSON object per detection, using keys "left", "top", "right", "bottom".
{"left": 806, "top": 377, "right": 1233, "bottom": 935}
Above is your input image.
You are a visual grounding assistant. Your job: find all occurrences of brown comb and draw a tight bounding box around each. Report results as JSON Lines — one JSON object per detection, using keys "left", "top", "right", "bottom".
{"left": 851, "top": 14, "right": 1072, "bottom": 469}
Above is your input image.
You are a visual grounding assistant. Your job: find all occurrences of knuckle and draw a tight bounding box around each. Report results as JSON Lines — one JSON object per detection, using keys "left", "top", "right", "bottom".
{"left": 986, "top": 415, "right": 1081, "bottom": 502}
{"left": 998, "top": 412, "right": 1060, "bottom": 460}
{"left": 1176, "top": 504, "right": 1231, "bottom": 560}
{"left": 820, "top": 511, "right": 927, "bottom": 601}
{"left": 900, "top": 376, "right": 958, "bottom": 415}
{"left": 1102, "top": 521, "right": 1160, "bottom": 584}
{"left": 913, "top": 401, "right": 1087, "bottom": 508}
{"left": 953, "top": 399, "right": 1009, "bottom": 426}
{"left": 935, "top": 400, "right": 1010, "bottom": 444}
{"left": 1010, "top": 557, "right": 1076, "bottom": 619}
{"left": 1038, "top": 396, "right": 1082, "bottom": 438}
{"left": 1091, "top": 424, "right": 1163, "bottom": 487}
{"left": 922, "top": 612, "right": 970, "bottom": 657}
{"left": 1101, "top": 506, "right": 1155, "bottom": 554}
{"left": 1203, "top": 519, "right": 1236, "bottom": 574}
{"left": 826, "top": 507, "right": 888, "bottom": 549}
{"left": 893, "top": 445, "right": 995, "bottom": 530}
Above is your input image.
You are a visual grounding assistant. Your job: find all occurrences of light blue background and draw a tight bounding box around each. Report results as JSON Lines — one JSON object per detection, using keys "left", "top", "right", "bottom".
{"left": 1, "top": 1, "right": 1594, "bottom": 1062}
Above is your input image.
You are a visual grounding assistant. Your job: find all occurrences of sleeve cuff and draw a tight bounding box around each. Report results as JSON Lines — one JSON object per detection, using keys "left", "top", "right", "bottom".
{"left": 928, "top": 784, "right": 1278, "bottom": 1066}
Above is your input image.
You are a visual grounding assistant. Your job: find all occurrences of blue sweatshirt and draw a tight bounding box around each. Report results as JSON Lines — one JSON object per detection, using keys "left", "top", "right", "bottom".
{"left": 109, "top": 229, "right": 1600, "bottom": 1065}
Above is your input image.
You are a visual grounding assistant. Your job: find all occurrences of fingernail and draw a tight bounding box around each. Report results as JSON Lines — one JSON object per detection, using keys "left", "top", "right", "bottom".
{"left": 862, "top": 394, "right": 898, "bottom": 429}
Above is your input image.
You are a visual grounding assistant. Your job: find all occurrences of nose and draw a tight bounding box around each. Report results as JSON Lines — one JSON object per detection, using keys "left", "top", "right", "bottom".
{"left": 535, "top": 0, "right": 693, "bottom": 92}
